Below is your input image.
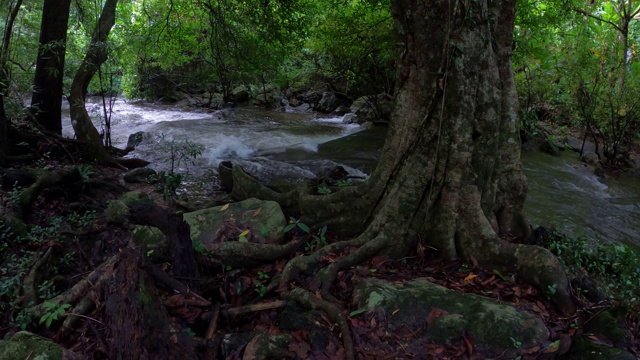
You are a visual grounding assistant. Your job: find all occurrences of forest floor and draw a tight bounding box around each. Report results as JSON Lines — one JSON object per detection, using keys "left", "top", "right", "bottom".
{"left": 1, "top": 140, "right": 639, "bottom": 359}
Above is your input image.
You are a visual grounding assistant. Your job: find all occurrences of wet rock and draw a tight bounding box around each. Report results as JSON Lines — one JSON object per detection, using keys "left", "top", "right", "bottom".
{"left": 278, "top": 304, "right": 333, "bottom": 352}
{"left": 341, "top": 113, "right": 358, "bottom": 124}
{"left": 232, "top": 85, "right": 250, "bottom": 102}
{"left": 291, "top": 103, "right": 311, "bottom": 113}
{"left": 315, "top": 92, "right": 341, "bottom": 113}
{"left": 123, "top": 167, "right": 157, "bottom": 183}
{"left": 316, "top": 166, "right": 349, "bottom": 184}
{"left": 540, "top": 139, "right": 560, "bottom": 156}
{"left": 253, "top": 90, "right": 287, "bottom": 110}
{"left": 566, "top": 135, "right": 601, "bottom": 155}
{"left": 0, "top": 331, "right": 84, "bottom": 360}
{"left": 581, "top": 152, "right": 600, "bottom": 166}
{"left": 594, "top": 167, "right": 606, "bottom": 178}
{"left": 353, "top": 277, "right": 549, "bottom": 356}
{"left": 350, "top": 93, "right": 393, "bottom": 122}
{"left": 222, "top": 102, "right": 236, "bottom": 109}
{"left": 183, "top": 198, "right": 286, "bottom": 247}
{"left": 333, "top": 104, "right": 351, "bottom": 115}
{"left": 126, "top": 131, "right": 148, "bottom": 150}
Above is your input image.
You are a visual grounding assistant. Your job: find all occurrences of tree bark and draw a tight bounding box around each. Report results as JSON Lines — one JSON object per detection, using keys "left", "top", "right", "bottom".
{"left": 0, "top": 0, "right": 24, "bottom": 165}
{"left": 68, "top": 0, "right": 118, "bottom": 161}
{"left": 31, "top": 0, "right": 72, "bottom": 135}
{"left": 230, "top": 0, "right": 574, "bottom": 315}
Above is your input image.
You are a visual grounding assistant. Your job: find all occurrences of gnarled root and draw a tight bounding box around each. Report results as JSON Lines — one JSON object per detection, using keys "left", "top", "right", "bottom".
{"left": 283, "top": 287, "right": 355, "bottom": 360}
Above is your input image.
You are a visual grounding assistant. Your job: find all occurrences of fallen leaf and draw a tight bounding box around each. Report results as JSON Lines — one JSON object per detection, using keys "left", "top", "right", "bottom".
{"left": 392, "top": 309, "right": 400, "bottom": 316}
{"left": 464, "top": 273, "right": 478, "bottom": 282}
{"left": 463, "top": 333, "right": 474, "bottom": 355}
{"left": 196, "top": 214, "right": 204, "bottom": 221}
{"left": 239, "top": 229, "right": 250, "bottom": 237}
{"left": 544, "top": 340, "right": 560, "bottom": 353}
{"left": 220, "top": 203, "right": 230, "bottom": 211}
{"left": 481, "top": 275, "right": 495, "bottom": 286}
{"left": 253, "top": 208, "right": 261, "bottom": 217}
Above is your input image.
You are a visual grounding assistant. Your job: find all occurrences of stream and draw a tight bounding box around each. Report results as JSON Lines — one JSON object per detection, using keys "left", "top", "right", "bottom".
{"left": 62, "top": 98, "right": 640, "bottom": 248}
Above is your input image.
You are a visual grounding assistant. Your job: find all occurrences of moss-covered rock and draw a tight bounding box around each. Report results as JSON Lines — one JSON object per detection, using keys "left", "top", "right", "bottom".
{"left": 132, "top": 225, "right": 168, "bottom": 261}
{"left": 104, "top": 192, "right": 153, "bottom": 225}
{"left": 183, "top": 198, "right": 286, "bottom": 248}
{"left": 0, "top": 214, "right": 29, "bottom": 239}
{"left": 353, "top": 278, "right": 549, "bottom": 356}
{"left": 569, "top": 337, "right": 636, "bottom": 360}
{"left": 0, "top": 331, "right": 83, "bottom": 360}
{"left": 105, "top": 200, "right": 129, "bottom": 225}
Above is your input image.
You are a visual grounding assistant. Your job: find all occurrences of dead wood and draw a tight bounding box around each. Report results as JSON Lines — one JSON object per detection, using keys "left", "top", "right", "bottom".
{"left": 129, "top": 201, "right": 200, "bottom": 291}
{"left": 103, "top": 248, "right": 198, "bottom": 359}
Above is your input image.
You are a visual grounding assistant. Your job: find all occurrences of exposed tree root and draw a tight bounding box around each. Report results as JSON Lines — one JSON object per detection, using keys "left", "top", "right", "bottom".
{"left": 283, "top": 287, "right": 355, "bottom": 360}
{"left": 22, "top": 247, "right": 55, "bottom": 306}
{"left": 29, "top": 255, "right": 118, "bottom": 319}
{"left": 14, "top": 166, "right": 82, "bottom": 220}
{"left": 273, "top": 235, "right": 369, "bottom": 292}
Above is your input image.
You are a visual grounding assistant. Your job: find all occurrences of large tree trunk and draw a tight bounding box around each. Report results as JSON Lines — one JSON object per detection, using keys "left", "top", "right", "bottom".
{"left": 232, "top": 0, "right": 575, "bottom": 316}
{"left": 30, "top": 0, "right": 72, "bottom": 134}
{"left": 68, "top": 0, "right": 118, "bottom": 162}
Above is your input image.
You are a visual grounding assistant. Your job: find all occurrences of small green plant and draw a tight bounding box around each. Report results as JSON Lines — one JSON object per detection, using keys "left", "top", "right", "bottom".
{"left": 8, "top": 182, "right": 21, "bottom": 207}
{"left": 254, "top": 272, "right": 269, "bottom": 297}
{"left": 547, "top": 283, "right": 557, "bottom": 295}
{"left": 317, "top": 186, "right": 331, "bottom": 194}
{"left": 77, "top": 165, "right": 94, "bottom": 183}
{"left": 335, "top": 180, "right": 353, "bottom": 187}
{"left": 510, "top": 336, "right": 522, "bottom": 348}
{"left": 155, "top": 134, "right": 205, "bottom": 199}
{"left": 284, "top": 217, "right": 310, "bottom": 234}
{"left": 39, "top": 302, "right": 71, "bottom": 328}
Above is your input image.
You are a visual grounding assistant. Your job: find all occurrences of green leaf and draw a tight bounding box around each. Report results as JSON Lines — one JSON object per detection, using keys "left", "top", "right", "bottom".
{"left": 284, "top": 223, "right": 296, "bottom": 233}
{"left": 238, "top": 235, "right": 248, "bottom": 243}
{"left": 349, "top": 308, "right": 367, "bottom": 317}
{"left": 297, "top": 222, "right": 310, "bottom": 233}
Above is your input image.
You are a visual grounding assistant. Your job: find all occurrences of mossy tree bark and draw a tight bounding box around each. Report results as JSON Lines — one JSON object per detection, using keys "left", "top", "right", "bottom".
{"left": 68, "top": 0, "right": 118, "bottom": 162}
{"left": 230, "top": 0, "right": 575, "bottom": 316}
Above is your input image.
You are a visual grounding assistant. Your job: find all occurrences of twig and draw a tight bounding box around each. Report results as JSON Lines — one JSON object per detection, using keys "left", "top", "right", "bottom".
{"left": 205, "top": 303, "right": 220, "bottom": 340}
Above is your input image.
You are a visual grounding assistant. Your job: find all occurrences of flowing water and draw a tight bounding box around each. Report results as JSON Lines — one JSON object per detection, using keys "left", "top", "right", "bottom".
{"left": 62, "top": 98, "right": 640, "bottom": 247}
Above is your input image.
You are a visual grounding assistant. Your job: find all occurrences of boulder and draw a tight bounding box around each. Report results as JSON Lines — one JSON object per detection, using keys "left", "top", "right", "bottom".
{"left": 539, "top": 139, "right": 560, "bottom": 156}
{"left": 232, "top": 85, "right": 250, "bottom": 102}
{"left": 104, "top": 192, "right": 153, "bottom": 225}
{"left": 126, "top": 131, "right": 148, "bottom": 150}
{"left": 315, "top": 92, "right": 341, "bottom": 113}
{"left": 581, "top": 152, "right": 600, "bottom": 166}
{"left": 333, "top": 104, "right": 351, "bottom": 115}
{"left": 565, "top": 135, "right": 600, "bottom": 155}
{"left": 353, "top": 278, "right": 549, "bottom": 356}
{"left": 0, "top": 331, "right": 84, "bottom": 360}
{"left": 183, "top": 198, "right": 286, "bottom": 247}
{"left": 123, "top": 167, "right": 157, "bottom": 183}
{"left": 253, "top": 90, "right": 287, "bottom": 110}
{"left": 350, "top": 93, "right": 393, "bottom": 123}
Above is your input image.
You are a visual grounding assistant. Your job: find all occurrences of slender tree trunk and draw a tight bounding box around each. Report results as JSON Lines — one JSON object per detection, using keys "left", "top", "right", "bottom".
{"left": 30, "top": 0, "right": 72, "bottom": 134}
{"left": 0, "top": 0, "right": 24, "bottom": 165}
{"left": 68, "top": 0, "right": 118, "bottom": 161}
